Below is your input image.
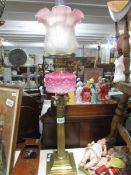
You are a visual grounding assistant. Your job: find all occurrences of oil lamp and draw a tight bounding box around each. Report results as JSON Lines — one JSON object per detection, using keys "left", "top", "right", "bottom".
{"left": 36, "top": 1, "right": 84, "bottom": 174}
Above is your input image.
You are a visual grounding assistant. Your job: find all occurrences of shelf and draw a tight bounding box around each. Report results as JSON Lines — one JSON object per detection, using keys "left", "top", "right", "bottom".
{"left": 8, "top": 64, "right": 39, "bottom": 68}
{"left": 1, "top": 74, "right": 40, "bottom": 79}
{"left": 12, "top": 75, "right": 25, "bottom": 78}
{"left": 116, "top": 82, "right": 131, "bottom": 96}
{"left": 28, "top": 74, "right": 40, "bottom": 78}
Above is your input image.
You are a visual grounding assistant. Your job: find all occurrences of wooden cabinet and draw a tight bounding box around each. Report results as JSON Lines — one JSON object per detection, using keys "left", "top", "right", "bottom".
{"left": 41, "top": 103, "right": 117, "bottom": 149}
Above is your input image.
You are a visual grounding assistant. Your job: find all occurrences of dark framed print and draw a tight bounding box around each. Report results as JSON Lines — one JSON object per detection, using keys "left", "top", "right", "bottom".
{"left": 0, "top": 84, "right": 22, "bottom": 175}
{"left": 84, "top": 68, "right": 103, "bottom": 83}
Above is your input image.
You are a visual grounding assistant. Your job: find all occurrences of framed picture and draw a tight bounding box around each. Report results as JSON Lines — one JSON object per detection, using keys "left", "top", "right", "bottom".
{"left": 84, "top": 68, "right": 103, "bottom": 83}
{"left": 43, "top": 57, "right": 54, "bottom": 72}
{"left": 0, "top": 84, "right": 22, "bottom": 175}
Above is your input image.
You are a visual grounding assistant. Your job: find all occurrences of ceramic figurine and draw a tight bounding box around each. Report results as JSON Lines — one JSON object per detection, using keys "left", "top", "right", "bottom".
{"left": 76, "top": 78, "right": 83, "bottom": 104}
{"left": 76, "top": 83, "right": 83, "bottom": 104}
{"left": 66, "top": 91, "right": 76, "bottom": 105}
{"left": 80, "top": 81, "right": 91, "bottom": 103}
{"left": 98, "top": 78, "right": 109, "bottom": 101}
{"left": 97, "top": 76, "right": 103, "bottom": 87}
{"left": 79, "top": 138, "right": 107, "bottom": 170}
{"left": 113, "top": 55, "right": 125, "bottom": 83}
{"left": 76, "top": 78, "right": 83, "bottom": 87}
{"left": 89, "top": 78, "right": 98, "bottom": 104}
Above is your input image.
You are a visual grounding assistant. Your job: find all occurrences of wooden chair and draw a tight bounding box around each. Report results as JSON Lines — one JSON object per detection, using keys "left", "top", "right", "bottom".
{"left": 107, "top": 2, "right": 131, "bottom": 152}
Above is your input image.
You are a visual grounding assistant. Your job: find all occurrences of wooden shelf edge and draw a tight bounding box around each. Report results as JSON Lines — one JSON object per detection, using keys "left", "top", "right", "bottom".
{"left": 116, "top": 82, "right": 131, "bottom": 96}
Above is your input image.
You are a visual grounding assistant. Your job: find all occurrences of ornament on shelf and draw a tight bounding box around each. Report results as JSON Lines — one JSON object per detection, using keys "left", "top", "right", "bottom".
{"left": 113, "top": 55, "right": 125, "bottom": 83}
{"left": 98, "top": 78, "right": 109, "bottom": 101}
{"left": 81, "top": 81, "right": 91, "bottom": 103}
{"left": 76, "top": 78, "right": 83, "bottom": 104}
{"left": 89, "top": 78, "right": 98, "bottom": 104}
{"left": 79, "top": 138, "right": 107, "bottom": 170}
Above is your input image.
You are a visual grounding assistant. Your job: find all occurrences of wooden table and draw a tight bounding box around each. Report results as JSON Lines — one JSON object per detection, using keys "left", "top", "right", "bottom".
{"left": 15, "top": 148, "right": 86, "bottom": 175}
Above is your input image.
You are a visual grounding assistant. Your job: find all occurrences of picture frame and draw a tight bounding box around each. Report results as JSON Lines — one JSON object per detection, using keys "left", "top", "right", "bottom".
{"left": 0, "top": 84, "right": 23, "bottom": 175}
{"left": 84, "top": 68, "right": 103, "bottom": 83}
{"left": 43, "top": 57, "right": 54, "bottom": 72}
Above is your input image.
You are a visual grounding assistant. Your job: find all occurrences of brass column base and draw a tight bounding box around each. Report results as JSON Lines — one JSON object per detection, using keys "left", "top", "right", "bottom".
{"left": 46, "top": 151, "right": 77, "bottom": 175}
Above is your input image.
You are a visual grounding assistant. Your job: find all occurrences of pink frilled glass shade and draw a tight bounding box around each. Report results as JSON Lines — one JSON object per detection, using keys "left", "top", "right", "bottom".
{"left": 44, "top": 71, "right": 76, "bottom": 94}
{"left": 35, "top": 5, "right": 84, "bottom": 55}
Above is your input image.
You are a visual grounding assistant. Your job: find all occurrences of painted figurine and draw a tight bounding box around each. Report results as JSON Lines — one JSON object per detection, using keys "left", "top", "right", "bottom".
{"left": 89, "top": 78, "right": 98, "bottom": 104}
{"left": 81, "top": 81, "right": 91, "bottom": 103}
{"left": 66, "top": 91, "right": 76, "bottom": 105}
{"left": 76, "top": 78, "right": 83, "bottom": 104}
{"left": 113, "top": 55, "right": 125, "bottom": 83}
{"left": 98, "top": 78, "right": 109, "bottom": 101}
{"left": 80, "top": 138, "right": 107, "bottom": 170}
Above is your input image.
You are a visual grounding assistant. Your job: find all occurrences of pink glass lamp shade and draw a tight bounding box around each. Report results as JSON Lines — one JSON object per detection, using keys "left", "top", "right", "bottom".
{"left": 35, "top": 5, "right": 84, "bottom": 55}
{"left": 44, "top": 71, "right": 76, "bottom": 94}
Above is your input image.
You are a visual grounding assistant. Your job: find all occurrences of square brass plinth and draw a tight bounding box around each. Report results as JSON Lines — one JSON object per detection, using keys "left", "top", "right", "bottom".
{"left": 46, "top": 151, "right": 77, "bottom": 175}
